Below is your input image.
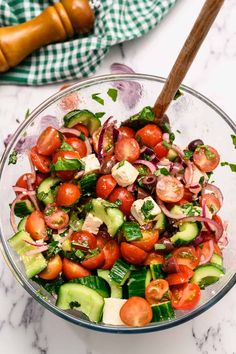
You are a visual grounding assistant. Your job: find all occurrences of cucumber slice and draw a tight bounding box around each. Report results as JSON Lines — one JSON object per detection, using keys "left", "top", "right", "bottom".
{"left": 154, "top": 212, "right": 167, "bottom": 234}
{"left": 150, "top": 263, "right": 165, "bottom": 280}
{"left": 97, "top": 269, "right": 122, "bottom": 298}
{"left": 69, "top": 276, "right": 110, "bottom": 298}
{"left": 170, "top": 222, "right": 199, "bottom": 246}
{"left": 37, "top": 177, "right": 60, "bottom": 205}
{"left": 169, "top": 205, "right": 183, "bottom": 215}
{"left": 191, "top": 264, "right": 224, "bottom": 289}
{"left": 17, "top": 216, "right": 28, "bottom": 231}
{"left": 151, "top": 301, "right": 175, "bottom": 322}
{"left": 80, "top": 173, "right": 97, "bottom": 194}
{"left": 167, "top": 148, "right": 178, "bottom": 161}
{"left": 210, "top": 253, "right": 223, "bottom": 268}
{"left": 63, "top": 109, "right": 101, "bottom": 135}
{"left": 14, "top": 200, "right": 35, "bottom": 218}
{"left": 110, "top": 259, "right": 132, "bottom": 285}
{"left": 8, "top": 231, "right": 47, "bottom": 278}
{"left": 128, "top": 268, "right": 151, "bottom": 298}
{"left": 56, "top": 283, "right": 104, "bottom": 322}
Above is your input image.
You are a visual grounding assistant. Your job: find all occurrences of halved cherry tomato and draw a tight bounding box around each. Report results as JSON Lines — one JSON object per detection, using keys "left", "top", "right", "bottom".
{"left": 30, "top": 146, "right": 51, "bottom": 173}
{"left": 36, "top": 127, "right": 61, "bottom": 156}
{"left": 56, "top": 183, "right": 81, "bottom": 206}
{"left": 145, "top": 279, "right": 170, "bottom": 305}
{"left": 102, "top": 240, "right": 120, "bottom": 270}
{"left": 156, "top": 175, "right": 184, "bottom": 203}
{"left": 73, "top": 123, "right": 89, "bottom": 137}
{"left": 16, "top": 173, "right": 33, "bottom": 190}
{"left": 62, "top": 258, "right": 91, "bottom": 280}
{"left": 96, "top": 231, "right": 112, "bottom": 249}
{"left": 200, "top": 194, "right": 221, "bottom": 214}
{"left": 131, "top": 230, "right": 159, "bottom": 252}
{"left": 135, "top": 124, "right": 162, "bottom": 148}
{"left": 153, "top": 141, "right": 168, "bottom": 159}
{"left": 81, "top": 250, "right": 105, "bottom": 269}
{"left": 144, "top": 252, "right": 164, "bottom": 265}
{"left": 44, "top": 204, "right": 69, "bottom": 230}
{"left": 96, "top": 175, "right": 117, "bottom": 199}
{"left": 173, "top": 247, "right": 199, "bottom": 270}
{"left": 25, "top": 210, "right": 47, "bottom": 240}
{"left": 52, "top": 150, "right": 81, "bottom": 180}
{"left": 178, "top": 265, "right": 195, "bottom": 278}
{"left": 114, "top": 138, "right": 140, "bottom": 163}
{"left": 39, "top": 255, "right": 62, "bottom": 280}
{"left": 176, "top": 188, "right": 194, "bottom": 206}
{"left": 71, "top": 231, "right": 97, "bottom": 251}
{"left": 171, "top": 283, "right": 201, "bottom": 310}
{"left": 196, "top": 240, "right": 214, "bottom": 265}
{"left": 120, "top": 296, "right": 152, "bottom": 326}
{"left": 65, "top": 137, "right": 87, "bottom": 158}
{"left": 213, "top": 214, "right": 223, "bottom": 227}
{"left": 108, "top": 187, "right": 135, "bottom": 216}
{"left": 193, "top": 145, "right": 220, "bottom": 172}
{"left": 165, "top": 269, "right": 193, "bottom": 286}
{"left": 92, "top": 126, "right": 114, "bottom": 155}
{"left": 118, "top": 126, "right": 135, "bottom": 140}
{"left": 120, "top": 242, "right": 148, "bottom": 265}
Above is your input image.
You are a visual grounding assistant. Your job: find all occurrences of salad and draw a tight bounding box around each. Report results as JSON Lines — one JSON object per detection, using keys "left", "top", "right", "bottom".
{"left": 8, "top": 105, "right": 227, "bottom": 327}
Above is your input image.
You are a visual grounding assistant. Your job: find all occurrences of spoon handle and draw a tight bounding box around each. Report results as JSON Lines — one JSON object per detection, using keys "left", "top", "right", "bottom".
{"left": 153, "top": 0, "right": 224, "bottom": 120}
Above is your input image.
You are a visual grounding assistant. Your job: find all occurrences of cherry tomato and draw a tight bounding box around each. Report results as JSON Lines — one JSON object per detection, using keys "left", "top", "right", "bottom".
{"left": 120, "top": 242, "right": 148, "bottom": 265}
{"left": 165, "top": 269, "right": 193, "bottom": 286}
{"left": 62, "top": 258, "right": 91, "bottom": 280}
{"left": 52, "top": 150, "right": 81, "bottom": 180}
{"left": 173, "top": 247, "right": 199, "bottom": 270}
{"left": 114, "top": 138, "right": 140, "bottom": 163}
{"left": 156, "top": 175, "right": 184, "bottom": 203}
{"left": 153, "top": 141, "right": 168, "bottom": 159}
{"left": 96, "top": 175, "right": 117, "bottom": 199}
{"left": 96, "top": 231, "right": 112, "bottom": 249}
{"left": 120, "top": 296, "right": 152, "bottom": 326}
{"left": 118, "top": 126, "right": 135, "bottom": 140}
{"left": 108, "top": 187, "right": 135, "bottom": 215}
{"left": 193, "top": 145, "right": 220, "bottom": 172}
{"left": 176, "top": 188, "right": 194, "bottom": 206}
{"left": 56, "top": 183, "right": 81, "bottom": 207}
{"left": 65, "top": 137, "right": 87, "bottom": 158}
{"left": 145, "top": 279, "right": 170, "bottom": 305}
{"left": 30, "top": 146, "right": 51, "bottom": 173}
{"left": 171, "top": 283, "right": 201, "bottom": 310}
{"left": 102, "top": 240, "right": 120, "bottom": 270}
{"left": 71, "top": 231, "right": 97, "bottom": 251}
{"left": 135, "top": 124, "right": 162, "bottom": 148}
{"left": 36, "top": 127, "right": 61, "bottom": 156}
{"left": 16, "top": 173, "right": 33, "bottom": 190}
{"left": 144, "top": 253, "right": 164, "bottom": 265}
{"left": 44, "top": 204, "right": 69, "bottom": 230}
{"left": 178, "top": 265, "right": 195, "bottom": 278}
{"left": 196, "top": 240, "right": 215, "bottom": 265}
{"left": 39, "top": 255, "right": 63, "bottom": 280}
{"left": 200, "top": 194, "right": 221, "bottom": 214}
{"left": 25, "top": 210, "right": 47, "bottom": 240}
{"left": 92, "top": 126, "right": 114, "bottom": 155}
{"left": 73, "top": 123, "right": 89, "bottom": 137}
{"left": 131, "top": 230, "right": 159, "bottom": 252}
{"left": 81, "top": 251, "right": 105, "bottom": 269}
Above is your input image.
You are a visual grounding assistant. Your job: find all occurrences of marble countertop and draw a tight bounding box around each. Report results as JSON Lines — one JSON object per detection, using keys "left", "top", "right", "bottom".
{"left": 1, "top": 0, "right": 236, "bottom": 353}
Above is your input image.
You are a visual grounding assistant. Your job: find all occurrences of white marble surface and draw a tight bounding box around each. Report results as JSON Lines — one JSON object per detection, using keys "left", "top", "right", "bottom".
{"left": 0, "top": 0, "right": 236, "bottom": 353}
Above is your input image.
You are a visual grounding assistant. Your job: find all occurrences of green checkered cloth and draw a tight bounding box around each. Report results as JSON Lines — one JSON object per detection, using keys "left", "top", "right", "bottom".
{"left": 0, "top": 0, "right": 176, "bottom": 85}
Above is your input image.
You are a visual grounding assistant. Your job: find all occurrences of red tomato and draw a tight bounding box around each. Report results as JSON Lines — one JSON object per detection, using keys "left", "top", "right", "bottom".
{"left": 145, "top": 279, "right": 170, "bottom": 305}
{"left": 214, "top": 242, "right": 222, "bottom": 256}
{"left": 173, "top": 247, "right": 199, "bottom": 270}
{"left": 81, "top": 251, "right": 105, "bottom": 269}
{"left": 73, "top": 123, "right": 89, "bottom": 137}
{"left": 153, "top": 142, "right": 168, "bottom": 159}
{"left": 200, "top": 194, "right": 221, "bottom": 214}
{"left": 25, "top": 210, "right": 47, "bottom": 240}
{"left": 39, "top": 255, "right": 63, "bottom": 280}
{"left": 62, "top": 258, "right": 91, "bottom": 280}
{"left": 144, "top": 253, "right": 164, "bottom": 265}
{"left": 96, "top": 231, "right": 112, "bottom": 249}
{"left": 120, "top": 297, "right": 152, "bottom": 326}
{"left": 36, "top": 127, "right": 61, "bottom": 156}
{"left": 131, "top": 230, "right": 159, "bottom": 252}
{"left": 176, "top": 188, "right": 194, "bottom": 206}
{"left": 156, "top": 175, "right": 184, "bottom": 203}
{"left": 165, "top": 269, "right": 193, "bottom": 286}
{"left": 196, "top": 240, "right": 215, "bottom": 265}
{"left": 108, "top": 187, "right": 135, "bottom": 215}
{"left": 16, "top": 173, "right": 33, "bottom": 189}
{"left": 171, "top": 283, "right": 201, "bottom": 310}
{"left": 114, "top": 138, "right": 140, "bottom": 163}
{"left": 135, "top": 124, "right": 162, "bottom": 148}
{"left": 56, "top": 183, "right": 81, "bottom": 206}
{"left": 92, "top": 126, "right": 114, "bottom": 155}
{"left": 120, "top": 242, "right": 148, "bottom": 265}
{"left": 213, "top": 214, "right": 223, "bottom": 227}
{"left": 118, "top": 126, "right": 135, "bottom": 140}
{"left": 96, "top": 175, "right": 117, "bottom": 199}
{"left": 178, "top": 265, "right": 195, "bottom": 278}
{"left": 43, "top": 204, "right": 69, "bottom": 230}
{"left": 30, "top": 146, "right": 51, "bottom": 173}
{"left": 65, "top": 137, "right": 87, "bottom": 158}
{"left": 193, "top": 145, "right": 220, "bottom": 172}
{"left": 71, "top": 231, "right": 97, "bottom": 251}
{"left": 52, "top": 150, "right": 81, "bottom": 180}
{"left": 102, "top": 240, "right": 120, "bottom": 270}
{"left": 35, "top": 172, "right": 48, "bottom": 187}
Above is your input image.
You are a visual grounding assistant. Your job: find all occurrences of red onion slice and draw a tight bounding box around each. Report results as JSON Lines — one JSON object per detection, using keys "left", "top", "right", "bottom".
{"left": 59, "top": 128, "right": 92, "bottom": 155}
{"left": 172, "top": 144, "right": 193, "bottom": 187}
{"left": 127, "top": 183, "right": 136, "bottom": 192}
{"left": 218, "top": 221, "right": 229, "bottom": 250}
{"left": 97, "top": 116, "right": 114, "bottom": 162}
{"left": 156, "top": 198, "right": 185, "bottom": 220}
{"left": 59, "top": 228, "right": 73, "bottom": 244}
{"left": 199, "top": 239, "right": 214, "bottom": 265}
{"left": 178, "top": 216, "right": 223, "bottom": 241}
{"left": 25, "top": 245, "right": 49, "bottom": 256}
{"left": 24, "top": 239, "right": 47, "bottom": 247}
{"left": 202, "top": 183, "right": 223, "bottom": 207}
{"left": 134, "top": 160, "right": 156, "bottom": 174}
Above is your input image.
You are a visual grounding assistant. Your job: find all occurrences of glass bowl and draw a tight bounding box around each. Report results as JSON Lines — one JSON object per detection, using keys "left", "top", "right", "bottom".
{"left": 0, "top": 74, "right": 236, "bottom": 333}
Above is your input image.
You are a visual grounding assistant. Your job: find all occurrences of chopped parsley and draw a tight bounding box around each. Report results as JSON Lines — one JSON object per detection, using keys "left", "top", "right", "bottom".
{"left": 169, "top": 132, "right": 175, "bottom": 144}
{"left": 205, "top": 146, "right": 216, "bottom": 160}
{"left": 173, "top": 89, "right": 183, "bottom": 100}
{"left": 142, "top": 153, "right": 152, "bottom": 161}
{"left": 155, "top": 168, "right": 169, "bottom": 176}
{"left": 199, "top": 176, "right": 205, "bottom": 186}
{"left": 44, "top": 206, "right": 56, "bottom": 216}
{"left": 24, "top": 108, "right": 30, "bottom": 119}
{"left": 92, "top": 93, "right": 104, "bottom": 105}
{"left": 107, "top": 88, "right": 118, "bottom": 102}
{"left": 37, "top": 191, "right": 49, "bottom": 201}
{"left": 176, "top": 129, "right": 181, "bottom": 134}
{"left": 141, "top": 199, "right": 155, "bottom": 221}
{"left": 221, "top": 161, "right": 236, "bottom": 172}
{"left": 183, "top": 150, "right": 193, "bottom": 160}
{"left": 117, "top": 160, "right": 125, "bottom": 168}
{"left": 95, "top": 112, "right": 105, "bottom": 119}
{"left": 60, "top": 140, "right": 74, "bottom": 151}
{"left": 162, "top": 140, "right": 171, "bottom": 149}
{"left": 182, "top": 203, "right": 201, "bottom": 216}
{"left": 8, "top": 150, "right": 18, "bottom": 165}
{"left": 231, "top": 134, "right": 236, "bottom": 148}
{"left": 162, "top": 123, "right": 171, "bottom": 134}
{"left": 47, "top": 241, "right": 61, "bottom": 258}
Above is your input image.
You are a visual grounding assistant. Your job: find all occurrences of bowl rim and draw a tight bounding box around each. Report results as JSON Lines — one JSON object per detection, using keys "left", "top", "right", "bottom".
{"left": 0, "top": 73, "right": 236, "bottom": 333}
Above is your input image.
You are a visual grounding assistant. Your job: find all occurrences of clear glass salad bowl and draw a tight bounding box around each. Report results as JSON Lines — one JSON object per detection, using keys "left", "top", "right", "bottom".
{"left": 0, "top": 74, "right": 236, "bottom": 333}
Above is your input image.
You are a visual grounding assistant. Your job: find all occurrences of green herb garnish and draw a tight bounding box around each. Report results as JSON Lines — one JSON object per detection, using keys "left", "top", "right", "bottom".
{"left": 47, "top": 241, "right": 61, "bottom": 258}
{"left": 231, "top": 134, "right": 236, "bottom": 148}
{"left": 155, "top": 168, "right": 170, "bottom": 176}
{"left": 162, "top": 140, "right": 171, "bottom": 149}
{"left": 44, "top": 206, "right": 56, "bottom": 216}
{"left": 199, "top": 176, "right": 205, "bottom": 186}
{"left": 95, "top": 112, "right": 105, "bottom": 119}
{"left": 205, "top": 146, "right": 216, "bottom": 160}
{"left": 8, "top": 150, "right": 18, "bottom": 165}
{"left": 60, "top": 141, "right": 74, "bottom": 151}
{"left": 173, "top": 89, "right": 183, "bottom": 100}
{"left": 141, "top": 199, "right": 155, "bottom": 221}
{"left": 183, "top": 150, "right": 193, "bottom": 160}
{"left": 92, "top": 93, "right": 104, "bottom": 105}
{"left": 117, "top": 160, "right": 125, "bottom": 168}
{"left": 221, "top": 161, "right": 236, "bottom": 172}
{"left": 107, "top": 88, "right": 118, "bottom": 102}
{"left": 52, "top": 157, "right": 84, "bottom": 171}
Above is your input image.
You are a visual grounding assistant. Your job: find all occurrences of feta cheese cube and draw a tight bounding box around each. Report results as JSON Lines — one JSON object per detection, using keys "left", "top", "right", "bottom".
{"left": 102, "top": 298, "right": 127, "bottom": 325}
{"left": 81, "top": 154, "right": 100, "bottom": 174}
{"left": 111, "top": 161, "right": 139, "bottom": 187}
{"left": 82, "top": 213, "right": 103, "bottom": 235}
{"left": 131, "top": 196, "right": 161, "bottom": 225}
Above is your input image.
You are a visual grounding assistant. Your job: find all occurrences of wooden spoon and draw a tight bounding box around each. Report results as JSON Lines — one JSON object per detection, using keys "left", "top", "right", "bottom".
{"left": 153, "top": 0, "right": 225, "bottom": 120}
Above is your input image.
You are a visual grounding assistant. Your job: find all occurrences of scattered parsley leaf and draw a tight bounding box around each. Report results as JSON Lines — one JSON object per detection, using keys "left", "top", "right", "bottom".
{"left": 205, "top": 146, "right": 215, "bottom": 160}
{"left": 44, "top": 206, "right": 56, "bottom": 216}
{"left": 206, "top": 171, "right": 213, "bottom": 180}
{"left": 162, "top": 140, "right": 171, "bottom": 149}
{"left": 162, "top": 123, "right": 171, "bottom": 134}
{"left": 199, "top": 176, "right": 205, "bottom": 186}
{"left": 141, "top": 200, "right": 155, "bottom": 221}
{"left": 47, "top": 241, "right": 61, "bottom": 258}
{"left": 24, "top": 109, "right": 30, "bottom": 119}
{"left": 183, "top": 150, "right": 193, "bottom": 160}
{"left": 169, "top": 132, "right": 175, "bottom": 144}
{"left": 231, "top": 134, "right": 236, "bottom": 148}
{"left": 107, "top": 88, "right": 118, "bottom": 102}
{"left": 173, "top": 89, "right": 183, "bottom": 100}
{"left": 221, "top": 161, "right": 236, "bottom": 172}
{"left": 52, "top": 157, "right": 84, "bottom": 171}
{"left": 60, "top": 140, "right": 74, "bottom": 151}
{"left": 95, "top": 112, "right": 105, "bottom": 119}
{"left": 176, "top": 129, "right": 181, "bottom": 134}
{"left": 8, "top": 150, "right": 18, "bottom": 165}
{"left": 92, "top": 93, "right": 104, "bottom": 105}
{"left": 160, "top": 168, "right": 169, "bottom": 176}
{"left": 117, "top": 161, "right": 125, "bottom": 168}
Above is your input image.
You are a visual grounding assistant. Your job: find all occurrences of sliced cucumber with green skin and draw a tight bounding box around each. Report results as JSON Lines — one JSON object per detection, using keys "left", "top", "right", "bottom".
{"left": 63, "top": 109, "right": 101, "bottom": 135}
{"left": 167, "top": 148, "right": 178, "bottom": 161}
{"left": 154, "top": 212, "right": 167, "bottom": 234}
{"left": 170, "top": 222, "right": 199, "bottom": 246}
{"left": 69, "top": 276, "right": 110, "bottom": 298}
{"left": 210, "top": 253, "right": 223, "bottom": 268}
{"left": 110, "top": 259, "right": 132, "bottom": 286}
{"left": 151, "top": 301, "right": 175, "bottom": 322}
{"left": 17, "top": 216, "right": 28, "bottom": 231}
{"left": 170, "top": 205, "right": 183, "bottom": 215}
{"left": 8, "top": 231, "right": 47, "bottom": 278}
{"left": 128, "top": 268, "right": 151, "bottom": 298}
{"left": 150, "top": 263, "right": 165, "bottom": 280}
{"left": 37, "top": 176, "right": 60, "bottom": 205}
{"left": 14, "top": 200, "right": 35, "bottom": 218}
{"left": 191, "top": 264, "right": 225, "bottom": 289}
{"left": 56, "top": 283, "right": 104, "bottom": 323}
{"left": 97, "top": 269, "right": 122, "bottom": 298}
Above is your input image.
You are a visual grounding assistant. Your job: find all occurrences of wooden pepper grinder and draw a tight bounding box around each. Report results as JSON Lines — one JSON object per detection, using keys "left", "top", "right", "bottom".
{"left": 0, "top": 0, "right": 95, "bottom": 73}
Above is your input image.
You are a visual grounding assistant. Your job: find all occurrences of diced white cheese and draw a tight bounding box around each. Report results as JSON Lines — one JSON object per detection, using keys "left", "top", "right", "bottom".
{"left": 111, "top": 161, "right": 139, "bottom": 187}
{"left": 102, "top": 298, "right": 127, "bottom": 325}
{"left": 82, "top": 213, "right": 103, "bottom": 235}
{"left": 131, "top": 196, "right": 161, "bottom": 225}
{"left": 81, "top": 154, "right": 100, "bottom": 174}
